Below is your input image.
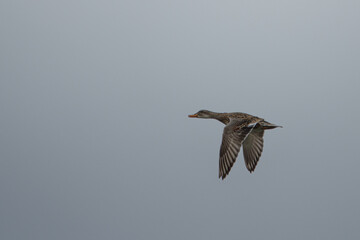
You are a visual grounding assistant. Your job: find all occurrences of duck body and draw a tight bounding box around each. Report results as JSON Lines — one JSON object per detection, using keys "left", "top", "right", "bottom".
{"left": 188, "top": 110, "right": 281, "bottom": 179}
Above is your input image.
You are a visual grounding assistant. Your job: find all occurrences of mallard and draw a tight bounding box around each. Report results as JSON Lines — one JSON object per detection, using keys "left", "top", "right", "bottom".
{"left": 188, "top": 110, "right": 281, "bottom": 179}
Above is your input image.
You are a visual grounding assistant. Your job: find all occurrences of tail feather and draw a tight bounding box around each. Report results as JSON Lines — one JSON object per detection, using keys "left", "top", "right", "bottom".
{"left": 262, "top": 122, "right": 283, "bottom": 130}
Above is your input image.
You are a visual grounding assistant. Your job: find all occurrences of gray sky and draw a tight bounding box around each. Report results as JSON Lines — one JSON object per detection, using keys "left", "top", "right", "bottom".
{"left": 1, "top": 0, "right": 360, "bottom": 239}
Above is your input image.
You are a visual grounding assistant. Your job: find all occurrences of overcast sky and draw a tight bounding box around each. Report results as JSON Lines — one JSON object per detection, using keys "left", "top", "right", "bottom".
{"left": 1, "top": 1, "right": 360, "bottom": 239}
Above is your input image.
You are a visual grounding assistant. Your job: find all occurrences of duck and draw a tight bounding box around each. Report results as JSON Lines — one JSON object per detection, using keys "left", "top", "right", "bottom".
{"left": 188, "top": 110, "right": 282, "bottom": 179}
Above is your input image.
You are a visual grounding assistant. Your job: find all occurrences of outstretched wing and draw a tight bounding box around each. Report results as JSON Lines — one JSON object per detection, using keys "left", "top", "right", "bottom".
{"left": 242, "top": 124, "right": 264, "bottom": 172}
{"left": 219, "top": 119, "right": 258, "bottom": 179}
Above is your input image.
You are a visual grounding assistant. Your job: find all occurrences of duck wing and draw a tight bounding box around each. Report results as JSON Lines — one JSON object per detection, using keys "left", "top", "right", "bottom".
{"left": 219, "top": 119, "right": 259, "bottom": 179}
{"left": 242, "top": 124, "right": 264, "bottom": 172}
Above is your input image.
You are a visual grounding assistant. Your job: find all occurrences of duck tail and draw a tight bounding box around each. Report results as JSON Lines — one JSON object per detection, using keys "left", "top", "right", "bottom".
{"left": 262, "top": 121, "right": 283, "bottom": 130}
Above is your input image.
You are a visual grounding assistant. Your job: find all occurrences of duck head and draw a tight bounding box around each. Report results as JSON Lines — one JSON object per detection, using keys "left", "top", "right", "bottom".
{"left": 188, "top": 110, "right": 214, "bottom": 119}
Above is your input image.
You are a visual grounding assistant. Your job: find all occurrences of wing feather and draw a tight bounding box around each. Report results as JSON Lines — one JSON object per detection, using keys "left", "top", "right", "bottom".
{"left": 242, "top": 124, "right": 264, "bottom": 172}
{"left": 219, "top": 119, "right": 258, "bottom": 179}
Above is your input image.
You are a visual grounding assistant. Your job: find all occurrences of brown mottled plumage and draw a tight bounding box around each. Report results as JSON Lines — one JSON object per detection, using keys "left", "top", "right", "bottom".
{"left": 188, "top": 110, "right": 281, "bottom": 179}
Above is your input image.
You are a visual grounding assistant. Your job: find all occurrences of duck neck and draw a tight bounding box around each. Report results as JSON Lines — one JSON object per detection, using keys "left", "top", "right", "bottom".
{"left": 210, "top": 112, "right": 229, "bottom": 125}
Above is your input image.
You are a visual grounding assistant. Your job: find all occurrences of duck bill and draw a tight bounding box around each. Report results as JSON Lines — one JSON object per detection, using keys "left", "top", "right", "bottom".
{"left": 188, "top": 114, "right": 198, "bottom": 118}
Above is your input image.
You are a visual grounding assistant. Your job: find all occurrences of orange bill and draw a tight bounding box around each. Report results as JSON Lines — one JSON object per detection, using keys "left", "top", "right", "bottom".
{"left": 188, "top": 114, "right": 198, "bottom": 118}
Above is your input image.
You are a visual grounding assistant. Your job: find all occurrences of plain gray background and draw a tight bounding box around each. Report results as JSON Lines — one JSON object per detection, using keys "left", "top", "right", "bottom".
{"left": 1, "top": 0, "right": 360, "bottom": 239}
